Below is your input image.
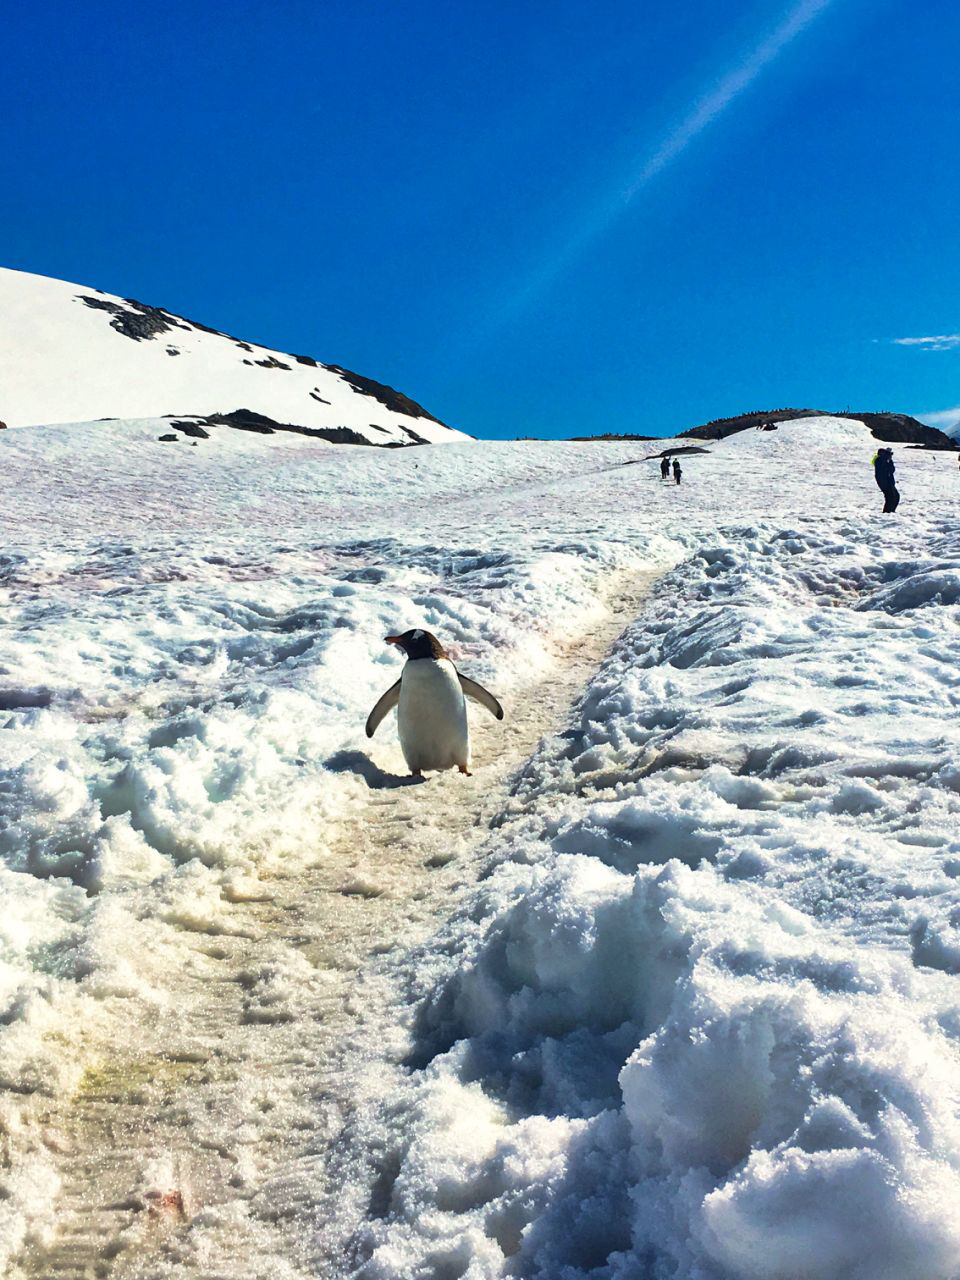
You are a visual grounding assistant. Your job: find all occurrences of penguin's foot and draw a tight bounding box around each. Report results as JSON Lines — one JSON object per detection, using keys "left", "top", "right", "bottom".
{"left": 411, "top": 768, "right": 423, "bottom": 777}
{"left": 458, "top": 765, "right": 472, "bottom": 776}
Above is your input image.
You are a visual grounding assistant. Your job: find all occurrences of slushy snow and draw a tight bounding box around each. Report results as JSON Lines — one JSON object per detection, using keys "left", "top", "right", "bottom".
{"left": 2, "top": 412, "right": 960, "bottom": 1277}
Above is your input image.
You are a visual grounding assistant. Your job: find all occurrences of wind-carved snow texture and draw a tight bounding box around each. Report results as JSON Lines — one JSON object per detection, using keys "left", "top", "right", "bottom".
{"left": 1, "top": 414, "right": 960, "bottom": 1277}
{"left": 325, "top": 529, "right": 960, "bottom": 1275}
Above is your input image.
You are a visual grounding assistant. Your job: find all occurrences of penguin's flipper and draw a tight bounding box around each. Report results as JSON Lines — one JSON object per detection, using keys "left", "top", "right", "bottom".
{"left": 365, "top": 679, "right": 401, "bottom": 738}
{"left": 458, "top": 674, "right": 504, "bottom": 720}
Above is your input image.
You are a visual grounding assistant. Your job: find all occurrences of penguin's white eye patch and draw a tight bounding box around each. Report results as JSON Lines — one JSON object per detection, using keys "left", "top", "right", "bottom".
{"left": 411, "top": 629, "right": 423, "bottom": 640}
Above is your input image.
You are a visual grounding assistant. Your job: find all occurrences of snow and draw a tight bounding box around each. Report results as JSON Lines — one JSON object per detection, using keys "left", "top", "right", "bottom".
{"left": 2, "top": 406, "right": 960, "bottom": 1277}
{"left": 0, "top": 267, "right": 466, "bottom": 445}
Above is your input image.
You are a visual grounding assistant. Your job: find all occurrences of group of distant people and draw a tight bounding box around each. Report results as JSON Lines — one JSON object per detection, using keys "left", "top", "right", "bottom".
{"left": 650, "top": 442, "right": 957, "bottom": 508}
{"left": 660, "top": 455, "right": 682, "bottom": 484}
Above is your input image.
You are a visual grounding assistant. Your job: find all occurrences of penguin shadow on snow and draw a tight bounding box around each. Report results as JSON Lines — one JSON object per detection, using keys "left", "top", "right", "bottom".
{"left": 324, "top": 749, "right": 426, "bottom": 789}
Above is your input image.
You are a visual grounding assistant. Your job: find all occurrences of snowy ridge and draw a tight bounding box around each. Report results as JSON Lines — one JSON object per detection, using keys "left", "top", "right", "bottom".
{"left": 0, "top": 267, "right": 465, "bottom": 445}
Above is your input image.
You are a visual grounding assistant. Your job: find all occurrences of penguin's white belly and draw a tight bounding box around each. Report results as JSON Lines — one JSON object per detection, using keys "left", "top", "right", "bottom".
{"left": 398, "top": 659, "right": 469, "bottom": 772}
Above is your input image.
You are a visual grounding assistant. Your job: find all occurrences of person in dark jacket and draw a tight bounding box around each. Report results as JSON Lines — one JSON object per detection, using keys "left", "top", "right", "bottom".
{"left": 873, "top": 448, "right": 900, "bottom": 512}
{"left": 660, "top": 455, "right": 670, "bottom": 480}
{"left": 673, "top": 458, "right": 682, "bottom": 485}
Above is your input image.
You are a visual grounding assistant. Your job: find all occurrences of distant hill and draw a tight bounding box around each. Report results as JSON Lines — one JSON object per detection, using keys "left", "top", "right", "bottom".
{"left": 680, "top": 408, "right": 958, "bottom": 449}
{"left": 568, "top": 432, "right": 660, "bottom": 442}
{"left": 0, "top": 268, "right": 468, "bottom": 447}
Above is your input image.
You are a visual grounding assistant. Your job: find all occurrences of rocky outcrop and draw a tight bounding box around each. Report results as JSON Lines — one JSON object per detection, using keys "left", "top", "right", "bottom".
{"left": 166, "top": 408, "right": 416, "bottom": 447}
{"left": 325, "top": 365, "right": 447, "bottom": 427}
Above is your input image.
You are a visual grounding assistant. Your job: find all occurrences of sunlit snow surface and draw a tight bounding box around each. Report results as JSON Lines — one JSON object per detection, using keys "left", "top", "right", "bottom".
{"left": 2, "top": 416, "right": 960, "bottom": 1277}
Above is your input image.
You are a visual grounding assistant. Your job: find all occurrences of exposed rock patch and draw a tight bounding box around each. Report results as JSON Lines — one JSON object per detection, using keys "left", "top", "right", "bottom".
{"left": 326, "top": 364, "right": 446, "bottom": 427}
{"left": 78, "top": 296, "right": 188, "bottom": 343}
{"left": 397, "top": 423, "right": 430, "bottom": 445}
{"left": 169, "top": 421, "right": 211, "bottom": 439}
{"left": 640, "top": 446, "right": 712, "bottom": 461}
{"left": 570, "top": 432, "right": 659, "bottom": 442}
{"left": 170, "top": 408, "right": 410, "bottom": 447}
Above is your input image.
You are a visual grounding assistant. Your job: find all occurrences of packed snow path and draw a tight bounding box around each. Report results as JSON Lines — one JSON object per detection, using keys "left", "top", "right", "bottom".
{"left": 17, "top": 570, "right": 663, "bottom": 1280}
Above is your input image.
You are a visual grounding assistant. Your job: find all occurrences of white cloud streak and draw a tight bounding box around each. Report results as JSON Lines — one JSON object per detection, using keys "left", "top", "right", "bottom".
{"left": 494, "top": 0, "right": 838, "bottom": 324}
{"left": 892, "top": 334, "right": 960, "bottom": 352}
{"left": 623, "top": 0, "right": 836, "bottom": 199}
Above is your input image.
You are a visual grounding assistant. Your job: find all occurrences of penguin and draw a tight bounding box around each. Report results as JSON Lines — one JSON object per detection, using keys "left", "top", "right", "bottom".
{"left": 365, "top": 628, "right": 504, "bottom": 776}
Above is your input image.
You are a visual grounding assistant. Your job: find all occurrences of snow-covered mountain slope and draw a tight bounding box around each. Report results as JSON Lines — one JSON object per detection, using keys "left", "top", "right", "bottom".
{"left": 0, "top": 267, "right": 466, "bottom": 445}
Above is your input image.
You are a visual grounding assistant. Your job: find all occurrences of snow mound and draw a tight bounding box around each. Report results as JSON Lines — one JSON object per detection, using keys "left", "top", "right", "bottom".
{"left": 333, "top": 514, "right": 960, "bottom": 1280}
{"left": 712, "top": 414, "right": 874, "bottom": 450}
{"left": 0, "top": 267, "right": 465, "bottom": 445}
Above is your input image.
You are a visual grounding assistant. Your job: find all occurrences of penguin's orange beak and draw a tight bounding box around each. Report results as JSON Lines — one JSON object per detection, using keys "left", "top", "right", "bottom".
{"left": 385, "top": 635, "right": 402, "bottom": 646}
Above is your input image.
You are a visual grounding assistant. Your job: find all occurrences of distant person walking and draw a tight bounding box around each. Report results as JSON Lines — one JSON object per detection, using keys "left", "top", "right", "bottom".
{"left": 873, "top": 447, "right": 899, "bottom": 512}
{"left": 660, "top": 456, "right": 670, "bottom": 480}
{"left": 673, "top": 458, "right": 682, "bottom": 485}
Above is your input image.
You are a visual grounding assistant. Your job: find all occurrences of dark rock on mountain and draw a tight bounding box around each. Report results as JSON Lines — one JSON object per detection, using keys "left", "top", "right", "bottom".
{"left": 569, "top": 432, "right": 660, "bottom": 441}
{"left": 326, "top": 365, "right": 447, "bottom": 427}
{"left": 397, "top": 423, "right": 430, "bottom": 445}
{"left": 842, "top": 412, "right": 957, "bottom": 447}
{"left": 178, "top": 408, "right": 414, "bottom": 447}
{"left": 208, "top": 410, "right": 277, "bottom": 434}
{"left": 643, "top": 445, "right": 712, "bottom": 459}
{"left": 79, "top": 295, "right": 187, "bottom": 342}
{"left": 169, "top": 421, "right": 211, "bottom": 439}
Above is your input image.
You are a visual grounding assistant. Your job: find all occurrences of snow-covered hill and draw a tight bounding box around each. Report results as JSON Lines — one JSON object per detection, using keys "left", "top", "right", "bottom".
{"left": 0, "top": 267, "right": 467, "bottom": 446}
{"left": 682, "top": 406, "right": 959, "bottom": 449}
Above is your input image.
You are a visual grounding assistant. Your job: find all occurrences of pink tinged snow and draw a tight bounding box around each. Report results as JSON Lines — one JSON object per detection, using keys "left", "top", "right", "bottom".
{"left": 1, "top": 411, "right": 959, "bottom": 1276}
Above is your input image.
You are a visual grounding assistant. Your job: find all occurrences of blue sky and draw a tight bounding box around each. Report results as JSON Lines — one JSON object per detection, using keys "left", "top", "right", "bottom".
{"left": 3, "top": 1, "right": 959, "bottom": 439}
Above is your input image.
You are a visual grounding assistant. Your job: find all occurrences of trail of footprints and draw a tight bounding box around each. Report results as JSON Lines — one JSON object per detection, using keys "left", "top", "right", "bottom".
{"left": 19, "top": 571, "right": 661, "bottom": 1280}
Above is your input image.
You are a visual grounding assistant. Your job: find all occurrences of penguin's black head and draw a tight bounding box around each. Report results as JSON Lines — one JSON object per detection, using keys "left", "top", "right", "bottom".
{"left": 385, "top": 628, "right": 446, "bottom": 660}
